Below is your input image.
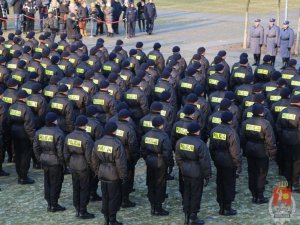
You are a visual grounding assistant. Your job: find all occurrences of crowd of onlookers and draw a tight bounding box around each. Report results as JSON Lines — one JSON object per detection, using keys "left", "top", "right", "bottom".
{"left": 0, "top": 0, "right": 153, "bottom": 38}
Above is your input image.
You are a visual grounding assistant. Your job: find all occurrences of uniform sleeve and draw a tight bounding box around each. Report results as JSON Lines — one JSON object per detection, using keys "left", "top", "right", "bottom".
{"left": 260, "top": 27, "right": 264, "bottom": 45}
{"left": 65, "top": 103, "right": 75, "bottom": 132}
{"left": 229, "top": 130, "right": 242, "bottom": 169}
{"left": 239, "top": 121, "right": 246, "bottom": 149}
{"left": 115, "top": 144, "right": 128, "bottom": 180}
{"left": 139, "top": 94, "right": 149, "bottom": 116}
{"left": 84, "top": 136, "right": 94, "bottom": 167}
{"left": 38, "top": 98, "right": 49, "bottom": 118}
{"left": 275, "top": 26, "right": 280, "bottom": 46}
{"left": 288, "top": 29, "right": 295, "bottom": 48}
{"left": 198, "top": 141, "right": 212, "bottom": 179}
{"left": 128, "top": 129, "right": 140, "bottom": 163}
{"left": 91, "top": 147, "right": 100, "bottom": 175}
{"left": 94, "top": 123, "right": 104, "bottom": 140}
{"left": 24, "top": 109, "right": 36, "bottom": 140}
{"left": 175, "top": 140, "right": 183, "bottom": 167}
{"left": 162, "top": 135, "right": 174, "bottom": 167}
{"left": 264, "top": 121, "right": 277, "bottom": 158}
{"left": 55, "top": 131, "right": 65, "bottom": 165}
{"left": 108, "top": 98, "right": 117, "bottom": 117}
{"left": 140, "top": 135, "right": 147, "bottom": 159}
{"left": 33, "top": 132, "right": 41, "bottom": 163}
{"left": 63, "top": 138, "right": 70, "bottom": 165}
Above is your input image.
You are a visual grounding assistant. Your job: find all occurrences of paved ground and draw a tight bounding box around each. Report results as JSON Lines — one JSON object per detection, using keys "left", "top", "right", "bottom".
{"left": 1, "top": 5, "right": 300, "bottom": 225}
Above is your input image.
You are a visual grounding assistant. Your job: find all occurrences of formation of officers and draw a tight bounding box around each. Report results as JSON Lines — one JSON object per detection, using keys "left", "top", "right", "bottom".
{"left": 0, "top": 29, "right": 300, "bottom": 225}
{"left": 249, "top": 18, "right": 295, "bottom": 69}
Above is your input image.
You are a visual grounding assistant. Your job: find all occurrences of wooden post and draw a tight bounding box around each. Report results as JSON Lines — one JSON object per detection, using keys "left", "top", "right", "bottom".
{"left": 277, "top": 0, "right": 281, "bottom": 26}
{"left": 243, "top": 0, "right": 251, "bottom": 49}
{"left": 295, "top": 9, "right": 300, "bottom": 55}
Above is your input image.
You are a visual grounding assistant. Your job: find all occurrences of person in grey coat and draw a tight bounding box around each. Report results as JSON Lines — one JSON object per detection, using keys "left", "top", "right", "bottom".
{"left": 278, "top": 20, "right": 295, "bottom": 69}
{"left": 249, "top": 19, "right": 264, "bottom": 66}
{"left": 264, "top": 18, "right": 279, "bottom": 66}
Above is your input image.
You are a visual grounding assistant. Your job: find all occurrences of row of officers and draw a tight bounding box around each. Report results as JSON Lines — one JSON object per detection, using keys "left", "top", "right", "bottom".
{"left": 249, "top": 18, "right": 295, "bottom": 68}
{"left": 0, "top": 36, "right": 299, "bottom": 225}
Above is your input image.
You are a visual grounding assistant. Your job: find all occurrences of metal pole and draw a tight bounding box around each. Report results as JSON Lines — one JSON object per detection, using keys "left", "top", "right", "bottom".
{"left": 285, "top": 0, "right": 288, "bottom": 21}
{"left": 90, "top": 17, "right": 93, "bottom": 37}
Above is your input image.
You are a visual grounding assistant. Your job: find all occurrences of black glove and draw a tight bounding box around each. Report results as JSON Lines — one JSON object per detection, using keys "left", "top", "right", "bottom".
{"left": 204, "top": 178, "right": 209, "bottom": 187}
{"left": 122, "top": 177, "right": 128, "bottom": 184}
{"left": 237, "top": 166, "right": 242, "bottom": 174}
{"left": 274, "top": 44, "right": 278, "bottom": 48}
{"left": 259, "top": 44, "right": 263, "bottom": 47}
{"left": 288, "top": 47, "right": 291, "bottom": 51}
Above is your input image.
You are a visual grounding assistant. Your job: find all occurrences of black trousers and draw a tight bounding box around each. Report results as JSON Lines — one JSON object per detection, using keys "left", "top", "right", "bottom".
{"left": 282, "top": 145, "right": 300, "bottom": 187}
{"left": 127, "top": 21, "right": 136, "bottom": 37}
{"left": 271, "top": 56, "right": 276, "bottom": 65}
{"left": 101, "top": 181, "right": 122, "bottom": 216}
{"left": 13, "top": 137, "right": 31, "bottom": 179}
{"left": 182, "top": 176, "right": 203, "bottom": 214}
{"left": 146, "top": 18, "right": 154, "bottom": 34}
{"left": 71, "top": 170, "right": 90, "bottom": 212}
{"left": 253, "top": 54, "right": 261, "bottom": 64}
{"left": 216, "top": 166, "right": 236, "bottom": 204}
{"left": 122, "top": 162, "right": 135, "bottom": 199}
{"left": 138, "top": 18, "right": 145, "bottom": 31}
{"left": 146, "top": 165, "right": 167, "bottom": 205}
{"left": 112, "top": 20, "right": 119, "bottom": 33}
{"left": 179, "top": 170, "right": 184, "bottom": 197}
{"left": 90, "top": 171, "right": 99, "bottom": 197}
{"left": 247, "top": 157, "right": 269, "bottom": 198}
{"left": 25, "top": 16, "right": 35, "bottom": 32}
{"left": 44, "top": 165, "right": 64, "bottom": 206}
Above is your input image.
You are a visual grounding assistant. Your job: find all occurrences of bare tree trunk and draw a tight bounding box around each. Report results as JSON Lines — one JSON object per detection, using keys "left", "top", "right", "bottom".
{"left": 295, "top": 8, "right": 300, "bottom": 55}
{"left": 243, "top": 0, "right": 251, "bottom": 49}
{"left": 277, "top": 0, "right": 281, "bottom": 26}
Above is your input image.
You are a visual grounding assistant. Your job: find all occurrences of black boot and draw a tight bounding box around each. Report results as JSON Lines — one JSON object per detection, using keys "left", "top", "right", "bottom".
{"left": 79, "top": 211, "right": 95, "bottom": 219}
{"left": 75, "top": 209, "right": 80, "bottom": 217}
{"left": 184, "top": 213, "right": 190, "bottom": 225}
{"left": 223, "top": 203, "right": 237, "bottom": 216}
{"left": 252, "top": 54, "right": 257, "bottom": 66}
{"left": 47, "top": 203, "right": 51, "bottom": 212}
{"left": 103, "top": 215, "right": 109, "bottom": 225}
{"left": 121, "top": 197, "right": 136, "bottom": 208}
{"left": 109, "top": 214, "right": 123, "bottom": 225}
{"left": 189, "top": 212, "right": 205, "bottom": 225}
{"left": 154, "top": 204, "right": 169, "bottom": 216}
{"left": 257, "top": 54, "right": 261, "bottom": 65}
{"left": 255, "top": 194, "right": 269, "bottom": 204}
{"left": 281, "top": 58, "right": 286, "bottom": 69}
{"left": 151, "top": 204, "right": 155, "bottom": 215}
{"left": 219, "top": 203, "right": 224, "bottom": 215}
{"left": 50, "top": 204, "right": 66, "bottom": 212}
{"left": 18, "top": 177, "right": 35, "bottom": 185}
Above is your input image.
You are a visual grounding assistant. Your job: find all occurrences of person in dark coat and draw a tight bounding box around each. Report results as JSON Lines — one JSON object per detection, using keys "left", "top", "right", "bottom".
{"left": 66, "top": 13, "right": 79, "bottom": 40}
{"left": 22, "top": 0, "right": 38, "bottom": 32}
{"left": 176, "top": 122, "right": 211, "bottom": 225}
{"left": 276, "top": 95, "right": 300, "bottom": 192}
{"left": 43, "top": 11, "right": 59, "bottom": 42}
{"left": 91, "top": 121, "right": 128, "bottom": 225}
{"left": 279, "top": 21, "right": 295, "bottom": 69}
{"left": 33, "top": 112, "right": 66, "bottom": 212}
{"left": 264, "top": 18, "right": 280, "bottom": 65}
{"left": 210, "top": 111, "right": 242, "bottom": 216}
{"left": 8, "top": 90, "right": 36, "bottom": 184}
{"left": 144, "top": 0, "right": 156, "bottom": 35}
{"left": 249, "top": 18, "right": 264, "bottom": 66}
{"left": 0, "top": 0, "right": 9, "bottom": 31}
{"left": 112, "top": 0, "right": 122, "bottom": 34}
{"left": 64, "top": 115, "right": 95, "bottom": 219}
{"left": 59, "top": 0, "right": 69, "bottom": 33}
{"left": 141, "top": 115, "right": 174, "bottom": 216}
{"left": 11, "top": 0, "right": 24, "bottom": 31}
{"left": 240, "top": 104, "right": 277, "bottom": 204}
{"left": 126, "top": 2, "right": 137, "bottom": 38}
{"left": 0, "top": 87, "right": 9, "bottom": 177}
{"left": 136, "top": 0, "right": 145, "bottom": 32}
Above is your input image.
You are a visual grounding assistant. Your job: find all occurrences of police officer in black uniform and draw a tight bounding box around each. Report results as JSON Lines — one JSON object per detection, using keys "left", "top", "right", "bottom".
{"left": 33, "top": 112, "right": 66, "bottom": 212}
{"left": 64, "top": 115, "right": 95, "bottom": 219}
{"left": 210, "top": 111, "right": 242, "bottom": 215}
{"left": 141, "top": 115, "right": 173, "bottom": 216}
{"left": 240, "top": 104, "right": 277, "bottom": 203}
{"left": 8, "top": 90, "right": 36, "bottom": 184}
{"left": 176, "top": 122, "right": 211, "bottom": 225}
{"left": 91, "top": 121, "right": 128, "bottom": 225}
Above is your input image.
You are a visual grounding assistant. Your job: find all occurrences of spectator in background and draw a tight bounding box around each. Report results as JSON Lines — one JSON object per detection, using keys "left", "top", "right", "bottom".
{"left": 0, "top": 0, "right": 9, "bottom": 31}
{"left": 66, "top": 12, "right": 78, "bottom": 40}
{"left": 49, "top": 0, "right": 59, "bottom": 17}
{"left": 112, "top": 0, "right": 122, "bottom": 34}
{"left": 126, "top": 2, "right": 137, "bottom": 38}
{"left": 144, "top": 0, "right": 156, "bottom": 35}
{"left": 90, "top": 2, "right": 100, "bottom": 37}
{"left": 137, "top": 0, "right": 145, "bottom": 32}
{"left": 37, "top": 0, "right": 50, "bottom": 32}
{"left": 104, "top": 1, "right": 114, "bottom": 37}
{"left": 95, "top": 0, "right": 105, "bottom": 35}
{"left": 78, "top": 0, "right": 89, "bottom": 36}
{"left": 11, "top": 0, "right": 24, "bottom": 31}
{"left": 22, "top": 0, "right": 38, "bottom": 33}
{"left": 59, "top": 0, "right": 69, "bottom": 33}
{"left": 43, "top": 11, "right": 58, "bottom": 41}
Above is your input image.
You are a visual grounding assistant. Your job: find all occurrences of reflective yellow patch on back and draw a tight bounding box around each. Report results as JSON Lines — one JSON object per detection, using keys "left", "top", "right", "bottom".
{"left": 275, "top": 106, "right": 286, "bottom": 112}
{"left": 257, "top": 69, "right": 269, "bottom": 75}
{"left": 10, "top": 109, "right": 21, "bottom": 117}
{"left": 2, "top": 97, "right": 12, "bottom": 104}
{"left": 176, "top": 127, "right": 188, "bottom": 135}
{"left": 282, "top": 113, "right": 296, "bottom": 120}
{"left": 97, "top": 145, "right": 113, "bottom": 153}
{"left": 22, "top": 88, "right": 32, "bottom": 94}
{"left": 12, "top": 74, "right": 22, "bottom": 82}
{"left": 212, "top": 132, "right": 227, "bottom": 141}
{"left": 211, "top": 97, "right": 222, "bottom": 103}
{"left": 265, "top": 86, "right": 277, "bottom": 92}
{"left": 245, "top": 101, "right": 254, "bottom": 107}
{"left": 27, "top": 100, "right": 38, "bottom": 108}
{"left": 93, "top": 98, "right": 105, "bottom": 105}
{"left": 67, "top": 139, "right": 82, "bottom": 147}
{"left": 246, "top": 124, "right": 261, "bottom": 132}
{"left": 212, "top": 117, "right": 221, "bottom": 124}
{"left": 68, "top": 95, "right": 80, "bottom": 101}
{"left": 143, "top": 121, "right": 153, "bottom": 128}
{"left": 155, "top": 87, "right": 165, "bottom": 93}
{"left": 282, "top": 74, "right": 294, "bottom": 80}
{"left": 44, "top": 90, "right": 54, "bottom": 97}
{"left": 247, "top": 112, "right": 253, "bottom": 118}
{"left": 45, "top": 70, "right": 54, "bottom": 76}
{"left": 27, "top": 67, "right": 36, "bottom": 72}
{"left": 145, "top": 137, "right": 159, "bottom": 145}
{"left": 126, "top": 94, "right": 137, "bottom": 100}
{"left": 180, "top": 143, "right": 194, "bottom": 152}
{"left": 120, "top": 75, "right": 128, "bottom": 81}
{"left": 115, "top": 129, "right": 124, "bottom": 137}
{"left": 148, "top": 55, "right": 157, "bottom": 60}
{"left": 270, "top": 95, "right": 281, "bottom": 101}
{"left": 237, "top": 90, "right": 249, "bottom": 96}
{"left": 39, "top": 134, "right": 53, "bottom": 142}
{"left": 51, "top": 102, "right": 63, "bottom": 110}
{"left": 291, "top": 80, "right": 300, "bottom": 86}
{"left": 76, "top": 68, "right": 85, "bottom": 74}
{"left": 85, "top": 126, "right": 92, "bottom": 133}
{"left": 208, "top": 79, "right": 218, "bottom": 85}
{"left": 103, "top": 65, "right": 112, "bottom": 71}
{"left": 234, "top": 72, "right": 245, "bottom": 78}
{"left": 181, "top": 82, "right": 192, "bottom": 89}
